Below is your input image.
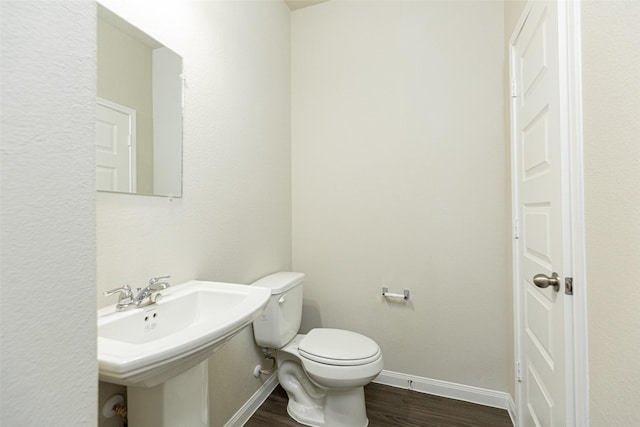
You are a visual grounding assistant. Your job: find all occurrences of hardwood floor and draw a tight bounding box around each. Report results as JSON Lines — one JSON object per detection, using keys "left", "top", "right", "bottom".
{"left": 245, "top": 383, "right": 513, "bottom": 427}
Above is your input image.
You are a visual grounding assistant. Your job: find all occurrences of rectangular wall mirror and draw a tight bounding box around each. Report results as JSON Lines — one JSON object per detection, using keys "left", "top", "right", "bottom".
{"left": 96, "top": 4, "right": 183, "bottom": 197}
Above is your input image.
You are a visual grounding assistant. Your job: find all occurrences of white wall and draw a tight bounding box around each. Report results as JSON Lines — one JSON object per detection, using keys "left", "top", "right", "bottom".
{"left": 292, "top": 0, "right": 509, "bottom": 392}
{"left": 0, "top": 1, "right": 97, "bottom": 425}
{"left": 582, "top": 1, "right": 640, "bottom": 425}
{"left": 95, "top": 1, "right": 291, "bottom": 425}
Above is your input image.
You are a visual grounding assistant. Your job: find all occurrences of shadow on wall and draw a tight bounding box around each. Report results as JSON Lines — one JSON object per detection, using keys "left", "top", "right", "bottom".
{"left": 300, "top": 300, "right": 322, "bottom": 333}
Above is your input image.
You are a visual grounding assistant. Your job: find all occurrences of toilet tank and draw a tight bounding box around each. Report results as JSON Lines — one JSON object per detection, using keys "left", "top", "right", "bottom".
{"left": 251, "top": 272, "right": 304, "bottom": 348}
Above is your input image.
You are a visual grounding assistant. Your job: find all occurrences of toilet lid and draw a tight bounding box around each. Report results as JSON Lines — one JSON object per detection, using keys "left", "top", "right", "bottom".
{"left": 298, "top": 328, "right": 381, "bottom": 366}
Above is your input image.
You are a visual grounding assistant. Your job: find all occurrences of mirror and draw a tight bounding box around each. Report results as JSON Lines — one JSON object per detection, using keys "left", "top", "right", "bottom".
{"left": 96, "top": 4, "right": 183, "bottom": 197}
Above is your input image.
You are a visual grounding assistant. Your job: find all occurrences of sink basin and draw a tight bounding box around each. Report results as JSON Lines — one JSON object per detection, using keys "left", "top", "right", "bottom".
{"left": 98, "top": 280, "right": 270, "bottom": 387}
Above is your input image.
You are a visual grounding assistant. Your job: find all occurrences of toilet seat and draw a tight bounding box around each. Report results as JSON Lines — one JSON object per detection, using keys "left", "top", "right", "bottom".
{"left": 299, "top": 328, "right": 381, "bottom": 366}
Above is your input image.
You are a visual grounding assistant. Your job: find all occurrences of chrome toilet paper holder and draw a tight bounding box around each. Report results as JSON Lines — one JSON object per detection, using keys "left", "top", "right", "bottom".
{"left": 382, "top": 287, "right": 410, "bottom": 300}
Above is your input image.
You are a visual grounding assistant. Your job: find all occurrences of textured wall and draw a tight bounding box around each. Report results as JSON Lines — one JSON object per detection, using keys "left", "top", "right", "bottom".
{"left": 95, "top": 1, "right": 291, "bottom": 425}
{"left": 582, "top": 1, "right": 640, "bottom": 425}
{"left": 0, "top": 1, "right": 97, "bottom": 425}
{"left": 292, "top": 0, "right": 509, "bottom": 392}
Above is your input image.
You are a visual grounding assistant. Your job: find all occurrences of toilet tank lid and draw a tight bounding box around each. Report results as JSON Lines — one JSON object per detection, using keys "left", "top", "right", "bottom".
{"left": 251, "top": 272, "right": 304, "bottom": 294}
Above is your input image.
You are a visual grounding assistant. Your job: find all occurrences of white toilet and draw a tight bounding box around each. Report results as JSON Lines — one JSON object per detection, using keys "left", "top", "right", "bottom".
{"left": 252, "top": 272, "right": 383, "bottom": 427}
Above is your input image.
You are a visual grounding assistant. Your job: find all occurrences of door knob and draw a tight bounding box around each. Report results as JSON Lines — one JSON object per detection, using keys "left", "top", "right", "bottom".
{"left": 533, "top": 272, "right": 560, "bottom": 292}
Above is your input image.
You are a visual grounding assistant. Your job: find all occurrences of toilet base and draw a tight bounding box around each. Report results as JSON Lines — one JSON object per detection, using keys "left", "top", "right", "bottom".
{"left": 287, "top": 400, "right": 323, "bottom": 427}
{"left": 324, "top": 387, "right": 369, "bottom": 427}
{"left": 285, "top": 386, "right": 369, "bottom": 427}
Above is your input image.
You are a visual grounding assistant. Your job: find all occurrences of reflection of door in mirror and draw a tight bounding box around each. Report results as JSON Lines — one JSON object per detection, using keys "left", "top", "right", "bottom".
{"left": 97, "top": 13, "right": 154, "bottom": 194}
{"left": 96, "top": 98, "right": 136, "bottom": 193}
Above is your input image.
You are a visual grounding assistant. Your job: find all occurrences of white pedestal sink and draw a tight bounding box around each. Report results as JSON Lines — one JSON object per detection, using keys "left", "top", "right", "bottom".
{"left": 98, "top": 280, "right": 270, "bottom": 427}
{"left": 127, "top": 361, "right": 210, "bottom": 427}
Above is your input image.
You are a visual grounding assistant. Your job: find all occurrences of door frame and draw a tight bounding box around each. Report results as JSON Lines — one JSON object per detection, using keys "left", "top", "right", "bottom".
{"left": 509, "top": 1, "right": 588, "bottom": 426}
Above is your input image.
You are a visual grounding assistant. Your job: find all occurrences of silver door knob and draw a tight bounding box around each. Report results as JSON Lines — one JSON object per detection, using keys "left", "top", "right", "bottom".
{"left": 533, "top": 272, "right": 560, "bottom": 292}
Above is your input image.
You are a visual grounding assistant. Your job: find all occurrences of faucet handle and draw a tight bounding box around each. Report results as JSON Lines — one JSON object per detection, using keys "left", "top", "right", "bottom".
{"left": 149, "top": 275, "right": 171, "bottom": 285}
{"left": 103, "top": 284, "right": 133, "bottom": 298}
{"left": 103, "top": 286, "right": 134, "bottom": 312}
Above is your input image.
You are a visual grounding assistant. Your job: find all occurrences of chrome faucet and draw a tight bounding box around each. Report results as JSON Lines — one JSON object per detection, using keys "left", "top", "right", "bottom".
{"left": 133, "top": 275, "right": 171, "bottom": 307}
{"left": 103, "top": 285, "right": 135, "bottom": 312}
{"left": 103, "top": 276, "right": 171, "bottom": 311}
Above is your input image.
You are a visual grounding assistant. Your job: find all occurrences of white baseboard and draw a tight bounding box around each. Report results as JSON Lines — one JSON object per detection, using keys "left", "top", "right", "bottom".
{"left": 374, "top": 370, "right": 515, "bottom": 419}
{"left": 224, "top": 374, "right": 279, "bottom": 427}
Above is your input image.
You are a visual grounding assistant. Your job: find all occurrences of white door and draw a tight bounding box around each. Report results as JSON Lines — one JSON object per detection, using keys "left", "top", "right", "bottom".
{"left": 511, "top": 2, "right": 572, "bottom": 426}
{"left": 96, "top": 98, "right": 136, "bottom": 192}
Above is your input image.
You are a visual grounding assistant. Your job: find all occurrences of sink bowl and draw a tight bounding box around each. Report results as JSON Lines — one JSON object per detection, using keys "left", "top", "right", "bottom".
{"left": 98, "top": 280, "right": 270, "bottom": 387}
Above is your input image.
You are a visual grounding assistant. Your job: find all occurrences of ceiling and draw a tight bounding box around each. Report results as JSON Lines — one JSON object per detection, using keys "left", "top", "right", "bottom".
{"left": 284, "top": 0, "right": 329, "bottom": 11}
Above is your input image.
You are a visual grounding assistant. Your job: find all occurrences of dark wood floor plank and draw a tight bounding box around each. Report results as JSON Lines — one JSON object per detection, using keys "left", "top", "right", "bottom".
{"left": 244, "top": 383, "right": 512, "bottom": 427}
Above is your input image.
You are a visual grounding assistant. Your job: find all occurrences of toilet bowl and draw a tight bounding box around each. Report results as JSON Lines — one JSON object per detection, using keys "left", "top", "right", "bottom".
{"left": 251, "top": 272, "right": 383, "bottom": 427}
